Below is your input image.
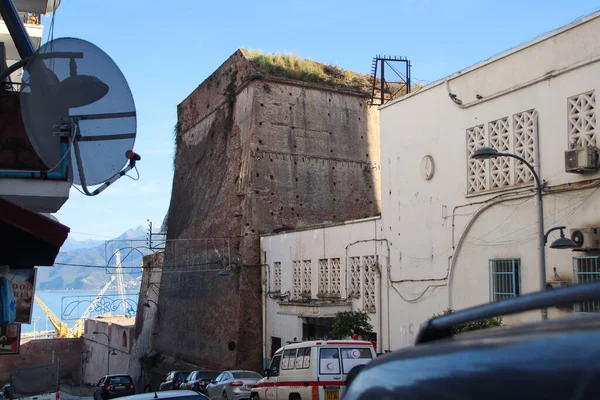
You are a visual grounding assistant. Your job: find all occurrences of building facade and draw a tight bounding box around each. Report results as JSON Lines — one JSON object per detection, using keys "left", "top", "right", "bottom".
{"left": 83, "top": 316, "right": 134, "bottom": 384}
{"left": 260, "top": 217, "right": 383, "bottom": 364}
{"left": 260, "top": 10, "right": 600, "bottom": 353}
{"left": 157, "top": 49, "right": 380, "bottom": 371}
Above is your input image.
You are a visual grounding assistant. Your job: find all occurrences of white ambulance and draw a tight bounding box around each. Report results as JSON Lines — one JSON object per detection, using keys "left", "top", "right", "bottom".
{"left": 250, "top": 340, "right": 376, "bottom": 400}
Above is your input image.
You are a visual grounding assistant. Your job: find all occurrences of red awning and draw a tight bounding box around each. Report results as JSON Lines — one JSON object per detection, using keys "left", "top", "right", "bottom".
{"left": 0, "top": 196, "right": 70, "bottom": 266}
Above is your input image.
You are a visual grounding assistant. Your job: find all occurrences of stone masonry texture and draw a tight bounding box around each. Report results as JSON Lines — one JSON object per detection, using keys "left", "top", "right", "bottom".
{"left": 154, "top": 49, "right": 380, "bottom": 372}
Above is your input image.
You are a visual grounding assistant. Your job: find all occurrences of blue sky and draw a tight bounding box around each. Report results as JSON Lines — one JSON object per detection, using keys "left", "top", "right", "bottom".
{"left": 48, "top": 0, "right": 600, "bottom": 240}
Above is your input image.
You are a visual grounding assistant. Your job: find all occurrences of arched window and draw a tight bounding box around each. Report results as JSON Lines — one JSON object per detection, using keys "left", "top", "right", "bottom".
{"left": 122, "top": 331, "right": 127, "bottom": 348}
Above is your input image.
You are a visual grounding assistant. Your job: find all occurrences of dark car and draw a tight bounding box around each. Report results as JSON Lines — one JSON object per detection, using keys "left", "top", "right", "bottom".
{"left": 118, "top": 390, "right": 208, "bottom": 400}
{"left": 159, "top": 371, "right": 191, "bottom": 391}
{"left": 342, "top": 281, "right": 600, "bottom": 400}
{"left": 0, "top": 384, "right": 10, "bottom": 398}
{"left": 180, "top": 370, "right": 220, "bottom": 394}
{"left": 94, "top": 375, "right": 135, "bottom": 400}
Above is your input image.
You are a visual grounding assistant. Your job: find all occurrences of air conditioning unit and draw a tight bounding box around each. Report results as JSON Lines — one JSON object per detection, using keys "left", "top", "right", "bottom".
{"left": 570, "top": 227, "right": 600, "bottom": 251}
{"left": 546, "top": 281, "right": 569, "bottom": 290}
{"left": 565, "top": 146, "right": 600, "bottom": 173}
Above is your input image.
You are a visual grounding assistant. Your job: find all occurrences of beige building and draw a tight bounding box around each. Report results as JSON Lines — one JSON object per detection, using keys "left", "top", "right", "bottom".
{"left": 260, "top": 10, "right": 600, "bottom": 353}
{"left": 82, "top": 315, "right": 135, "bottom": 384}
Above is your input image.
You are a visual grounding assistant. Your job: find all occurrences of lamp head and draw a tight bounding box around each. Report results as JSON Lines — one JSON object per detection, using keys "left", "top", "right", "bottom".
{"left": 472, "top": 147, "right": 500, "bottom": 160}
{"left": 550, "top": 229, "right": 577, "bottom": 249}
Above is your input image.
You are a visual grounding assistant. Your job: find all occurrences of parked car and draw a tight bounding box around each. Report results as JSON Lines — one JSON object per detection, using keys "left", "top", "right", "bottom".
{"left": 118, "top": 390, "right": 208, "bottom": 400}
{"left": 93, "top": 375, "right": 135, "bottom": 400}
{"left": 206, "top": 370, "right": 263, "bottom": 400}
{"left": 342, "top": 281, "right": 600, "bottom": 399}
{"left": 250, "top": 340, "right": 376, "bottom": 400}
{"left": 180, "top": 371, "right": 220, "bottom": 394}
{"left": 159, "top": 371, "right": 192, "bottom": 391}
{"left": 0, "top": 384, "right": 10, "bottom": 398}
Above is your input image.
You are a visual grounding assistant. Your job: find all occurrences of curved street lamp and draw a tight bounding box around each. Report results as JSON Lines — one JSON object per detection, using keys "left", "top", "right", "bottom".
{"left": 472, "top": 147, "right": 576, "bottom": 320}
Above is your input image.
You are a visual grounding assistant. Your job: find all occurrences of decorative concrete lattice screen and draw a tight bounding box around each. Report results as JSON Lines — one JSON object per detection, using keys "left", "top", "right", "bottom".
{"left": 363, "top": 255, "right": 378, "bottom": 312}
{"left": 273, "top": 262, "right": 281, "bottom": 292}
{"left": 318, "top": 259, "right": 329, "bottom": 295}
{"left": 349, "top": 257, "right": 361, "bottom": 298}
{"left": 466, "top": 110, "right": 537, "bottom": 194}
{"left": 330, "top": 258, "right": 341, "bottom": 296}
{"left": 489, "top": 117, "right": 511, "bottom": 189}
{"left": 302, "top": 260, "right": 312, "bottom": 295}
{"left": 568, "top": 91, "right": 596, "bottom": 148}
{"left": 513, "top": 110, "right": 537, "bottom": 184}
{"left": 467, "top": 124, "right": 487, "bottom": 193}
{"left": 292, "top": 261, "right": 301, "bottom": 300}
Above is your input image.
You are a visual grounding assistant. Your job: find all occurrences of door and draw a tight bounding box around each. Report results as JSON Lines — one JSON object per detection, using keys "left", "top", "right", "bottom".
{"left": 208, "top": 372, "right": 230, "bottom": 400}
{"left": 319, "top": 347, "right": 343, "bottom": 400}
{"left": 265, "top": 354, "right": 281, "bottom": 400}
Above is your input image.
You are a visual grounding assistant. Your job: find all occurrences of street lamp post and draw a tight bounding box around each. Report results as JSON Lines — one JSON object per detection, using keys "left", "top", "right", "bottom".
{"left": 93, "top": 331, "right": 111, "bottom": 375}
{"left": 472, "top": 147, "right": 576, "bottom": 320}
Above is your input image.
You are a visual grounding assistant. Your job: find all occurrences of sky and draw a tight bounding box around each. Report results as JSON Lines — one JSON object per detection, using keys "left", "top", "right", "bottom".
{"left": 46, "top": 0, "right": 600, "bottom": 241}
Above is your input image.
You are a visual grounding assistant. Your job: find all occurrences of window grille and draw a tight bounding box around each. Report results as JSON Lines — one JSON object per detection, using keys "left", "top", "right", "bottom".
{"left": 573, "top": 256, "right": 600, "bottom": 313}
{"left": 273, "top": 262, "right": 281, "bottom": 292}
{"left": 568, "top": 91, "right": 596, "bottom": 148}
{"left": 489, "top": 259, "right": 520, "bottom": 301}
{"left": 349, "top": 257, "right": 361, "bottom": 297}
{"left": 292, "top": 261, "right": 301, "bottom": 300}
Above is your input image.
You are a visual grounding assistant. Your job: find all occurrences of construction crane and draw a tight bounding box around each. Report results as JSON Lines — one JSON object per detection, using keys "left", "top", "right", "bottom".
{"left": 72, "top": 276, "right": 116, "bottom": 337}
{"left": 114, "top": 250, "right": 132, "bottom": 316}
{"left": 33, "top": 296, "right": 73, "bottom": 338}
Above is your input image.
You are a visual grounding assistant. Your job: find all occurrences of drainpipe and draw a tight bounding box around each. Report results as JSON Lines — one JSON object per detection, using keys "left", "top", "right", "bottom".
{"left": 260, "top": 251, "right": 268, "bottom": 370}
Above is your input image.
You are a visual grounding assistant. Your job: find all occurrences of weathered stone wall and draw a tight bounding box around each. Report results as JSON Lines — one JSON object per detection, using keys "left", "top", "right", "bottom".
{"left": 0, "top": 338, "right": 83, "bottom": 386}
{"left": 156, "top": 50, "right": 380, "bottom": 372}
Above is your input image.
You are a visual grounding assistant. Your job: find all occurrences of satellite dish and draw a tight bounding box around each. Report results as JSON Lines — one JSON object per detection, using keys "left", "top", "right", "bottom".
{"left": 20, "top": 37, "right": 139, "bottom": 193}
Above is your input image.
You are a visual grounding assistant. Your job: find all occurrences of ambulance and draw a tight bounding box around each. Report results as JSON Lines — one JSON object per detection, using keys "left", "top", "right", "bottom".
{"left": 250, "top": 340, "right": 376, "bottom": 400}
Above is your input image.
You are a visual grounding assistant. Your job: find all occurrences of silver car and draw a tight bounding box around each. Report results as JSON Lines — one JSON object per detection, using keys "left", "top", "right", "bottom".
{"left": 205, "top": 370, "right": 262, "bottom": 400}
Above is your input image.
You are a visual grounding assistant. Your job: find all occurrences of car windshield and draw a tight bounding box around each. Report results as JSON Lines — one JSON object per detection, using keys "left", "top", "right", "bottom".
{"left": 232, "top": 372, "right": 262, "bottom": 379}
{"left": 107, "top": 377, "right": 132, "bottom": 385}
{"left": 198, "top": 372, "right": 219, "bottom": 380}
{"left": 175, "top": 372, "right": 189, "bottom": 381}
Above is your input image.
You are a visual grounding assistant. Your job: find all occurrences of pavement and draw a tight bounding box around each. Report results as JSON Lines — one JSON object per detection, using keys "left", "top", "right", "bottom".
{"left": 59, "top": 385, "right": 93, "bottom": 400}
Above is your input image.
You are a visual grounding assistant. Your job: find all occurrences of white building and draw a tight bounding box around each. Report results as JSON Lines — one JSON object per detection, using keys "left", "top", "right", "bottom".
{"left": 260, "top": 10, "right": 600, "bottom": 357}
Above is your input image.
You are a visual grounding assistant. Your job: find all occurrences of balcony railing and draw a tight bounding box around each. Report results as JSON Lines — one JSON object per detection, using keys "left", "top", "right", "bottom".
{"left": 0, "top": 12, "right": 41, "bottom": 25}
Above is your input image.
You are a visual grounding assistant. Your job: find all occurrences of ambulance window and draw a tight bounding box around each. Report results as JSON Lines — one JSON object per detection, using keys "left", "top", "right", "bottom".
{"left": 281, "top": 349, "right": 297, "bottom": 370}
{"left": 295, "top": 347, "right": 310, "bottom": 369}
{"left": 269, "top": 355, "right": 282, "bottom": 377}
{"left": 319, "top": 348, "right": 341, "bottom": 374}
{"left": 340, "top": 348, "right": 373, "bottom": 373}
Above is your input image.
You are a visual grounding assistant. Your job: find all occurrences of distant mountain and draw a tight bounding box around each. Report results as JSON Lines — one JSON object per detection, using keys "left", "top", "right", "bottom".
{"left": 61, "top": 238, "right": 105, "bottom": 252}
{"left": 36, "top": 226, "right": 149, "bottom": 291}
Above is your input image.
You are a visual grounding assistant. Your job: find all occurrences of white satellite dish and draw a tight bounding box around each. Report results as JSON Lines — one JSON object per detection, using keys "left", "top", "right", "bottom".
{"left": 19, "top": 37, "right": 140, "bottom": 196}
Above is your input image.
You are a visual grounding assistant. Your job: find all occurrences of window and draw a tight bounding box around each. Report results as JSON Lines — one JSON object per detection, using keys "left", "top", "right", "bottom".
{"left": 281, "top": 349, "right": 297, "bottom": 370}
{"left": 349, "top": 257, "right": 361, "bottom": 298}
{"left": 573, "top": 256, "right": 600, "bottom": 313}
{"left": 319, "top": 348, "right": 340, "bottom": 375}
{"left": 568, "top": 90, "right": 596, "bottom": 148}
{"left": 273, "top": 262, "right": 281, "bottom": 292}
{"left": 106, "top": 376, "right": 132, "bottom": 385}
{"left": 295, "top": 347, "right": 311, "bottom": 369}
{"left": 302, "top": 260, "right": 312, "bottom": 295}
{"left": 466, "top": 111, "right": 537, "bottom": 194}
{"left": 363, "top": 256, "right": 378, "bottom": 311}
{"left": 340, "top": 348, "right": 373, "bottom": 374}
{"left": 292, "top": 261, "right": 301, "bottom": 300}
{"left": 233, "top": 372, "right": 262, "bottom": 379}
{"left": 268, "top": 355, "right": 282, "bottom": 377}
{"left": 318, "top": 259, "right": 329, "bottom": 295}
{"left": 330, "top": 258, "right": 341, "bottom": 296}
{"left": 489, "top": 259, "right": 520, "bottom": 301}
{"left": 318, "top": 259, "right": 341, "bottom": 297}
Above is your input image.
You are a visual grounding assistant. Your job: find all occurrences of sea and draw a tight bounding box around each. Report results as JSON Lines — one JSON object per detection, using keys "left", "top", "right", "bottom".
{"left": 23, "top": 289, "right": 140, "bottom": 334}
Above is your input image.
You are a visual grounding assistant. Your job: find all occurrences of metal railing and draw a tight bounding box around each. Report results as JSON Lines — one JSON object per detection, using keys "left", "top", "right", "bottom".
{"left": 0, "top": 11, "right": 41, "bottom": 25}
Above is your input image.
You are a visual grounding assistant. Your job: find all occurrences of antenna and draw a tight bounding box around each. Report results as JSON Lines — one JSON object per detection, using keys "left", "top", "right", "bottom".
{"left": 19, "top": 37, "right": 140, "bottom": 196}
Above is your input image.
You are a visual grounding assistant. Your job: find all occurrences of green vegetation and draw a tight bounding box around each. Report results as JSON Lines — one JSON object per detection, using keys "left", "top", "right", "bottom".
{"left": 431, "top": 308, "right": 503, "bottom": 335}
{"left": 332, "top": 310, "right": 374, "bottom": 339}
{"left": 246, "top": 50, "right": 371, "bottom": 91}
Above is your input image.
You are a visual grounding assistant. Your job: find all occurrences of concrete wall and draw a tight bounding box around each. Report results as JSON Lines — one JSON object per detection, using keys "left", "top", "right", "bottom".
{"left": 158, "top": 49, "right": 380, "bottom": 372}
{"left": 83, "top": 318, "right": 134, "bottom": 384}
{"left": 260, "top": 217, "right": 384, "bottom": 362}
{"left": 0, "top": 338, "right": 83, "bottom": 386}
{"left": 378, "top": 11, "right": 600, "bottom": 349}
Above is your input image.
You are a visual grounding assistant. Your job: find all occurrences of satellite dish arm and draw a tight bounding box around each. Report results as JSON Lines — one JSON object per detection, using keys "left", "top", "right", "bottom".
{"left": 74, "top": 139, "right": 141, "bottom": 197}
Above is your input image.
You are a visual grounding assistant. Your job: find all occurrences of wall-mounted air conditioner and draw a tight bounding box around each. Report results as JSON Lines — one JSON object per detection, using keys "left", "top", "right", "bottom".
{"left": 570, "top": 227, "right": 600, "bottom": 251}
{"left": 565, "top": 146, "right": 600, "bottom": 174}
